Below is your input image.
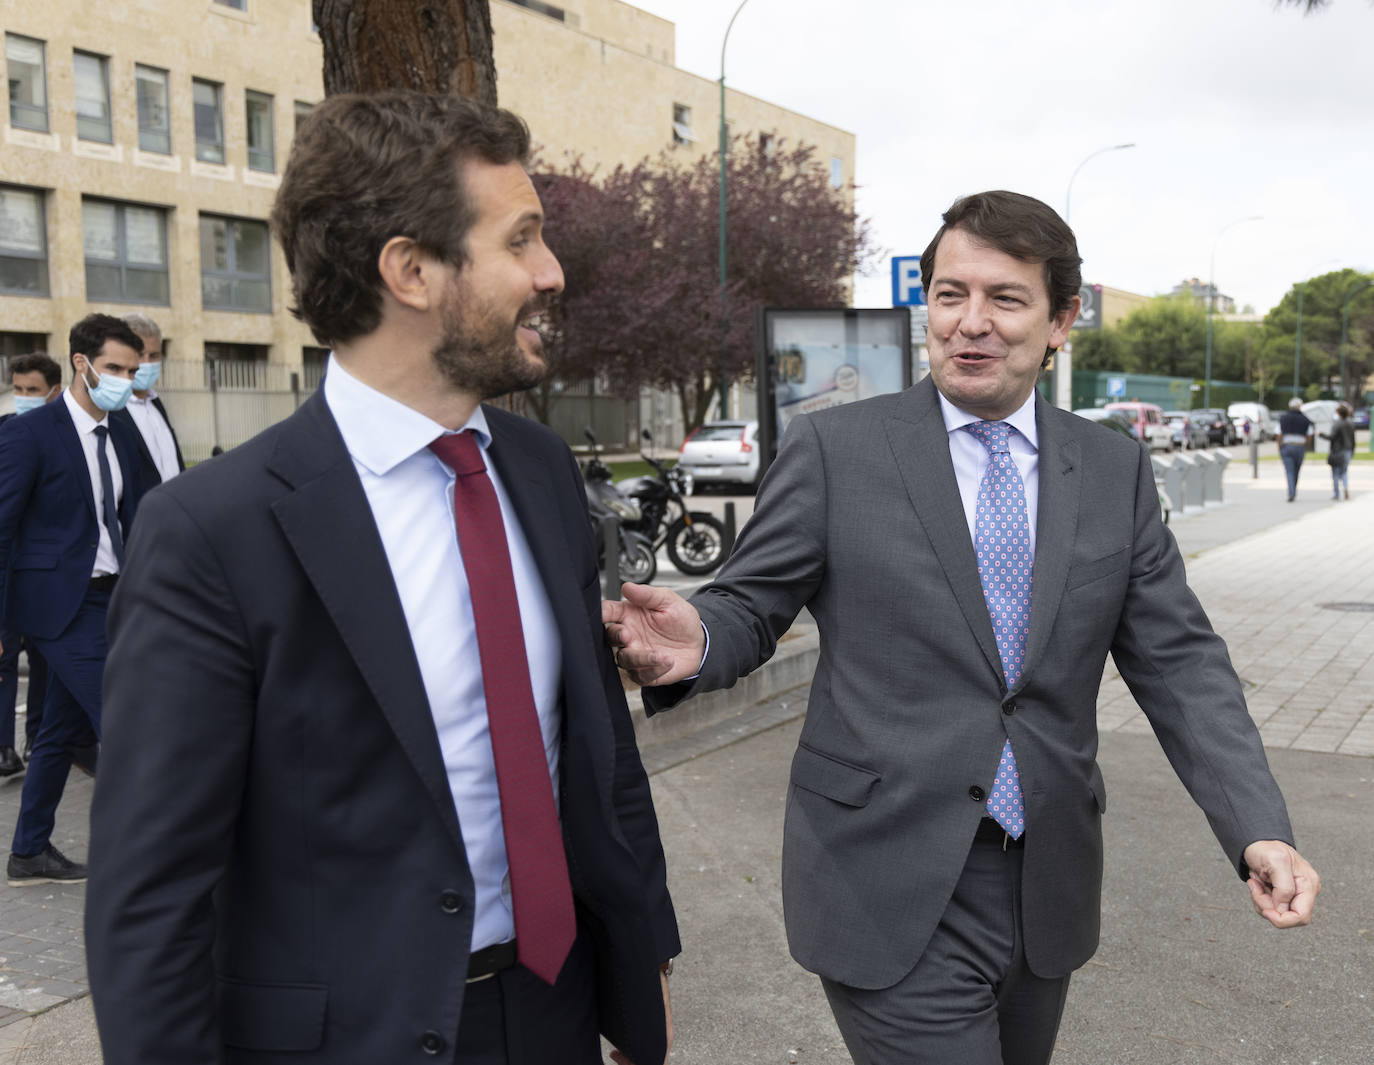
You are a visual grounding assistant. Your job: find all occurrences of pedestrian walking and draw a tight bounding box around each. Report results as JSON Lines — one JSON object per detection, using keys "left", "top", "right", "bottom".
{"left": 1323, "top": 403, "right": 1355, "bottom": 500}
{"left": 1277, "top": 397, "right": 1314, "bottom": 501}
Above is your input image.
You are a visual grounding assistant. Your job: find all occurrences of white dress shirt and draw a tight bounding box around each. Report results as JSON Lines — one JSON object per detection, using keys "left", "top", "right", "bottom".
{"left": 938, "top": 390, "right": 1040, "bottom": 555}
{"left": 323, "top": 356, "right": 563, "bottom": 953}
{"left": 125, "top": 392, "right": 180, "bottom": 483}
{"left": 62, "top": 388, "right": 124, "bottom": 578}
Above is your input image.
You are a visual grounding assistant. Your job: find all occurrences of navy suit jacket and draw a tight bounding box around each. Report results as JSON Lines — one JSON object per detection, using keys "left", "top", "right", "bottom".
{"left": 0, "top": 397, "right": 144, "bottom": 639}
{"left": 86, "top": 393, "right": 678, "bottom": 1064}
{"left": 111, "top": 395, "right": 185, "bottom": 487}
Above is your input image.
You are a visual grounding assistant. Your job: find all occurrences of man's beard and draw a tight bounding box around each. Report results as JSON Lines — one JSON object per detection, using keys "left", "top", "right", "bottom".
{"left": 431, "top": 281, "right": 549, "bottom": 400}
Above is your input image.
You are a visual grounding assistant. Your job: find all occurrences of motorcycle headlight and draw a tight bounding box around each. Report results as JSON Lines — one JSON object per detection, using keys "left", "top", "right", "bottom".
{"left": 606, "top": 499, "right": 640, "bottom": 522}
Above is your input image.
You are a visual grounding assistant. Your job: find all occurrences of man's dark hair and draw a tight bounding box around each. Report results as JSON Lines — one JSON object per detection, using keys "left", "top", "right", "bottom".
{"left": 9, "top": 352, "right": 61, "bottom": 388}
{"left": 919, "top": 190, "right": 1082, "bottom": 319}
{"left": 68, "top": 313, "right": 144, "bottom": 373}
{"left": 270, "top": 90, "right": 533, "bottom": 347}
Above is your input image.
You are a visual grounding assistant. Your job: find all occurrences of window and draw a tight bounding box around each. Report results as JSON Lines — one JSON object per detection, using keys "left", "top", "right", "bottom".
{"left": 5, "top": 34, "right": 48, "bottom": 132}
{"left": 135, "top": 65, "right": 171, "bottom": 153}
{"left": 213, "top": 0, "right": 248, "bottom": 9}
{"left": 508, "top": 0, "right": 567, "bottom": 21}
{"left": 829, "top": 156, "right": 844, "bottom": 189}
{"left": 672, "top": 103, "right": 694, "bottom": 146}
{"left": 83, "top": 199, "right": 169, "bottom": 305}
{"left": 2, "top": 332, "right": 48, "bottom": 361}
{"left": 200, "top": 215, "right": 271, "bottom": 312}
{"left": 759, "top": 132, "right": 777, "bottom": 160}
{"left": 245, "top": 90, "right": 274, "bottom": 171}
{"left": 0, "top": 186, "right": 48, "bottom": 296}
{"left": 73, "top": 51, "right": 112, "bottom": 143}
{"left": 193, "top": 78, "right": 225, "bottom": 164}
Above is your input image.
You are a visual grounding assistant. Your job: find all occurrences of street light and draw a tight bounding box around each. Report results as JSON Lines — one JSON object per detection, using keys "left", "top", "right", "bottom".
{"left": 1058, "top": 143, "right": 1134, "bottom": 409}
{"left": 1339, "top": 279, "right": 1374, "bottom": 404}
{"left": 1202, "top": 215, "right": 1262, "bottom": 409}
{"left": 717, "top": 0, "right": 754, "bottom": 421}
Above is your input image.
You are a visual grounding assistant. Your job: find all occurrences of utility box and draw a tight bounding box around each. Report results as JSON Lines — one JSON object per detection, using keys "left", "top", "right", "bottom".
{"left": 1174, "top": 452, "right": 1204, "bottom": 508}
{"left": 1152, "top": 453, "right": 1184, "bottom": 514}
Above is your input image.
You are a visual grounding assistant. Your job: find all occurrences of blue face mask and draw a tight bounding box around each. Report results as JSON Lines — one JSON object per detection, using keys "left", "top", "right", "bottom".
{"left": 133, "top": 361, "right": 162, "bottom": 391}
{"left": 83, "top": 364, "right": 134, "bottom": 413}
{"left": 13, "top": 393, "right": 50, "bottom": 414}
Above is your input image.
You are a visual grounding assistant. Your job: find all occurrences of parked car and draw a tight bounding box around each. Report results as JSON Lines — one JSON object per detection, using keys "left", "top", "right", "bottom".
{"left": 1226, "top": 401, "right": 1277, "bottom": 442}
{"left": 1190, "top": 407, "right": 1238, "bottom": 446}
{"left": 1163, "top": 410, "right": 1210, "bottom": 450}
{"left": 677, "top": 420, "right": 760, "bottom": 490}
{"left": 1072, "top": 408, "right": 1139, "bottom": 442}
{"left": 1353, "top": 407, "right": 1370, "bottom": 431}
{"left": 1104, "top": 401, "right": 1176, "bottom": 451}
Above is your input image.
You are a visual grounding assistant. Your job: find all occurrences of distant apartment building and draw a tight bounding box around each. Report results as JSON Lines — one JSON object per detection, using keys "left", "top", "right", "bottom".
{"left": 2, "top": 0, "right": 855, "bottom": 378}
{"left": 1171, "top": 277, "right": 1236, "bottom": 314}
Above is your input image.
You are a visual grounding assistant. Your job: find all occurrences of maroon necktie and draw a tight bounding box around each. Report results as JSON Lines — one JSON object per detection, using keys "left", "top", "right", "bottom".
{"left": 429, "top": 430, "right": 575, "bottom": 985}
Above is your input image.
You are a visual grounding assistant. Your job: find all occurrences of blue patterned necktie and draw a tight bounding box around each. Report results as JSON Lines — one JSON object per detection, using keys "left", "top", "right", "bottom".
{"left": 963, "top": 420, "right": 1029, "bottom": 838}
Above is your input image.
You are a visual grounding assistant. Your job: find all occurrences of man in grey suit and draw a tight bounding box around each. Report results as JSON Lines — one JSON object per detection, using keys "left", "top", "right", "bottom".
{"left": 604, "top": 190, "right": 1319, "bottom": 1065}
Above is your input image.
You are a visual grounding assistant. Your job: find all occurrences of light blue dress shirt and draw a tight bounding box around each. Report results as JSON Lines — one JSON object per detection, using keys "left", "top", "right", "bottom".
{"left": 937, "top": 389, "right": 1040, "bottom": 555}
{"left": 323, "top": 356, "right": 563, "bottom": 952}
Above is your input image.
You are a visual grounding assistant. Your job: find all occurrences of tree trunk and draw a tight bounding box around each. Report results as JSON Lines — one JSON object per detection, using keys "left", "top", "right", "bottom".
{"left": 314, "top": 0, "right": 497, "bottom": 103}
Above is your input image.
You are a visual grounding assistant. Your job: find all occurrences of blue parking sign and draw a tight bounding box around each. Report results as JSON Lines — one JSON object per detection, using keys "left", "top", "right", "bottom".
{"left": 891, "top": 256, "right": 926, "bottom": 306}
{"left": 1107, "top": 376, "right": 1126, "bottom": 398}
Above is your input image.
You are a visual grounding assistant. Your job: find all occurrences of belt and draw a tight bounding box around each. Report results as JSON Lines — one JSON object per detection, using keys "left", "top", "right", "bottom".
{"left": 89, "top": 574, "right": 119, "bottom": 593}
{"left": 466, "top": 940, "right": 517, "bottom": 983}
{"left": 975, "top": 816, "right": 1025, "bottom": 849}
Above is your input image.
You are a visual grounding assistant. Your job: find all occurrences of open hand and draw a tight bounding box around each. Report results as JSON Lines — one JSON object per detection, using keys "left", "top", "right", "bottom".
{"left": 602, "top": 583, "right": 705, "bottom": 686}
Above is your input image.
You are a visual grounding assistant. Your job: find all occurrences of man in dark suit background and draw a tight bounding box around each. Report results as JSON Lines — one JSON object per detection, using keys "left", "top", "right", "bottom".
{"left": 1, "top": 318, "right": 144, "bottom": 885}
{"left": 606, "top": 191, "right": 1319, "bottom": 1065}
{"left": 86, "top": 91, "right": 678, "bottom": 1065}
{"left": 1, "top": 351, "right": 63, "bottom": 780}
{"left": 111, "top": 313, "right": 184, "bottom": 488}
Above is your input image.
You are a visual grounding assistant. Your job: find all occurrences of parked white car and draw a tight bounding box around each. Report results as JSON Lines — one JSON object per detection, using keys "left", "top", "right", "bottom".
{"left": 677, "top": 420, "right": 760, "bottom": 490}
{"left": 1226, "top": 402, "right": 1277, "bottom": 442}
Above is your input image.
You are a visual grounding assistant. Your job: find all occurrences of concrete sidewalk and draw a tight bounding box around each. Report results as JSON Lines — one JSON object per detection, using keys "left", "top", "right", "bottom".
{"left": 3, "top": 451, "right": 1371, "bottom": 1062}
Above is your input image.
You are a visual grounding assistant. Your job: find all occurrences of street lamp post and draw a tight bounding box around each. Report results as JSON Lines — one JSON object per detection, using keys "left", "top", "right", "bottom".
{"left": 1203, "top": 215, "right": 1262, "bottom": 409}
{"left": 717, "top": 0, "right": 753, "bottom": 422}
{"left": 1058, "top": 143, "right": 1134, "bottom": 409}
{"left": 1339, "top": 279, "right": 1374, "bottom": 404}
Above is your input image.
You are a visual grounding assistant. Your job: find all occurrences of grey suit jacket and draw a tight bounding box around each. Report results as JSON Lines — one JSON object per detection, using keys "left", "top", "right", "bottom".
{"left": 646, "top": 376, "right": 1292, "bottom": 987}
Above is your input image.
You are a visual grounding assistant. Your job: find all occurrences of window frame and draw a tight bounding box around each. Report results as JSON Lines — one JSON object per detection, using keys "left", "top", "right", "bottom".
{"left": 0, "top": 184, "right": 50, "bottom": 298}
{"left": 672, "top": 102, "right": 694, "bottom": 146}
{"left": 81, "top": 197, "right": 171, "bottom": 306}
{"left": 73, "top": 49, "right": 113, "bottom": 144}
{"left": 245, "top": 89, "right": 275, "bottom": 172}
{"left": 5, "top": 34, "right": 49, "bottom": 133}
{"left": 199, "top": 213, "right": 272, "bottom": 314}
{"left": 192, "top": 77, "right": 226, "bottom": 164}
{"left": 135, "top": 64, "right": 172, "bottom": 154}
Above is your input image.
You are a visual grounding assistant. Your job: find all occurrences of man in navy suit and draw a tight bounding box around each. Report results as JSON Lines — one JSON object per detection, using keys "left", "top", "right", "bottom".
{"left": 113, "top": 313, "right": 185, "bottom": 487}
{"left": 1, "top": 316, "right": 145, "bottom": 885}
{"left": 87, "top": 92, "right": 678, "bottom": 1065}
{"left": 1, "top": 352, "right": 62, "bottom": 780}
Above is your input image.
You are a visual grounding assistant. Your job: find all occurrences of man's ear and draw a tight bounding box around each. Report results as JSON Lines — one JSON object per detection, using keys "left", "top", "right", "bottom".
{"left": 377, "top": 236, "right": 440, "bottom": 313}
{"left": 1048, "top": 294, "right": 1081, "bottom": 349}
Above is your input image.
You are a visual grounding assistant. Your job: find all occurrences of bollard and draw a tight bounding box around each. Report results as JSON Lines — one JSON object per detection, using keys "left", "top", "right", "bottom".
{"left": 1249, "top": 433, "right": 1259, "bottom": 478}
{"left": 598, "top": 515, "right": 621, "bottom": 601}
{"left": 722, "top": 501, "right": 738, "bottom": 557}
{"left": 1152, "top": 454, "right": 1183, "bottom": 514}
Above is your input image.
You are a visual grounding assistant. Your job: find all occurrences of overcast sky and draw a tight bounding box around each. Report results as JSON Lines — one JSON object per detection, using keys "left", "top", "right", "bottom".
{"left": 627, "top": 0, "right": 1374, "bottom": 316}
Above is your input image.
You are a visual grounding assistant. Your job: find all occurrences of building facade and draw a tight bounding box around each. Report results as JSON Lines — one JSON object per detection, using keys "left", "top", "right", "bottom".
{"left": 2, "top": 0, "right": 855, "bottom": 405}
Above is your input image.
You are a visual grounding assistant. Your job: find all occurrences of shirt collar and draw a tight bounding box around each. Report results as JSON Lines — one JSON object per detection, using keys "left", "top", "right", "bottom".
{"left": 937, "top": 387, "right": 1039, "bottom": 449}
{"left": 322, "top": 354, "right": 491, "bottom": 477}
{"left": 62, "top": 386, "right": 106, "bottom": 433}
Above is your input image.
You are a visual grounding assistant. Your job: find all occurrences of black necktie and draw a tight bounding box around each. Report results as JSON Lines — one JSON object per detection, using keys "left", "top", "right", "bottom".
{"left": 93, "top": 425, "right": 125, "bottom": 567}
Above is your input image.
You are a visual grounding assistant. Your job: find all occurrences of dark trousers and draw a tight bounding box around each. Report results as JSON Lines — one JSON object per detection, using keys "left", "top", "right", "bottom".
{"left": 23, "top": 638, "right": 52, "bottom": 748}
{"left": 10, "top": 585, "right": 110, "bottom": 857}
{"left": 822, "top": 832, "right": 1072, "bottom": 1065}
{"left": 454, "top": 933, "right": 601, "bottom": 1064}
{"left": 0, "top": 621, "right": 18, "bottom": 749}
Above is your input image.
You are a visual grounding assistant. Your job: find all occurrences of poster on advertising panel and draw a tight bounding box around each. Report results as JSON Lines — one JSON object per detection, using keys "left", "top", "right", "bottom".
{"left": 755, "top": 308, "right": 912, "bottom": 478}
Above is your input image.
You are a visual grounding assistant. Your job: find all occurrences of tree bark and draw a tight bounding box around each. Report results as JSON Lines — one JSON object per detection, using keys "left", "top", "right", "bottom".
{"left": 314, "top": 0, "right": 497, "bottom": 103}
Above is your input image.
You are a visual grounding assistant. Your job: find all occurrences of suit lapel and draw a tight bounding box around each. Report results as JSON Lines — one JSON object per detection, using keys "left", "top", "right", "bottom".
{"left": 886, "top": 378, "right": 1005, "bottom": 686}
{"left": 151, "top": 396, "right": 186, "bottom": 471}
{"left": 267, "top": 394, "right": 465, "bottom": 851}
{"left": 52, "top": 399, "right": 98, "bottom": 523}
{"left": 1020, "top": 399, "right": 1081, "bottom": 688}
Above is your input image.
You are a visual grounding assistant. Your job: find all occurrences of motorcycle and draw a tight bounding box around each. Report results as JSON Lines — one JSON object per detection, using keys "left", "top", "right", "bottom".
{"left": 581, "top": 433, "right": 658, "bottom": 585}
{"left": 586, "top": 428, "right": 729, "bottom": 578}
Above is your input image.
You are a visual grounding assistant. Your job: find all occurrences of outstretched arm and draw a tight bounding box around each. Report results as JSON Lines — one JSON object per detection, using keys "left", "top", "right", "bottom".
{"left": 1243, "top": 840, "right": 1321, "bottom": 928}
{"left": 602, "top": 582, "right": 705, "bottom": 687}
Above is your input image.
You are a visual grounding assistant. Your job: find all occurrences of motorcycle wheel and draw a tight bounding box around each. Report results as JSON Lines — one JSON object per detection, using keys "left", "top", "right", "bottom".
{"left": 619, "top": 539, "right": 657, "bottom": 585}
{"left": 666, "top": 515, "right": 726, "bottom": 576}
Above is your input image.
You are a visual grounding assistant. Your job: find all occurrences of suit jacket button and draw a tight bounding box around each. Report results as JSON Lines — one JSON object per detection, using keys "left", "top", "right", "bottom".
{"left": 439, "top": 890, "right": 463, "bottom": 914}
{"left": 1003, "top": 703, "right": 1017, "bottom": 716}
{"left": 969, "top": 785, "right": 985, "bottom": 802}
{"left": 420, "top": 1031, "right": 445, "bottom": 1055}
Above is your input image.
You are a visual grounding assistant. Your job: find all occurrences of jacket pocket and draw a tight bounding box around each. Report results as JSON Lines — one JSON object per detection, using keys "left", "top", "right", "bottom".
{"left": 1064, "top": 546, "right": 1129, "bottom": 592}
{"left": 790, "top": 743, "right": 880, "bottom": 808}
{"left": 218, "top": 979, "right": 328, "bottom": 1051}
{"left": 12, "top": 551, "right": 58, "bottom": 571}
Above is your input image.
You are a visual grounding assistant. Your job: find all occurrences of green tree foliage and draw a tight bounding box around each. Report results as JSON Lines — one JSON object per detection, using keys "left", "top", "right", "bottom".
{"left": 1264, "top": 269, "right": 1374, "bottom": 402}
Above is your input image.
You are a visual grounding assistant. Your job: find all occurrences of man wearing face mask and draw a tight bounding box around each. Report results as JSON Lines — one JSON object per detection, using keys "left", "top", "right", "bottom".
{"left": 112, "top": 314, "right": 184, "bottom": 486}
{"left": 1, "top": 353, "right": 64, "bottom": 779}
{"left": 0, "top": 315, "right": 146, "bottom": 885}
